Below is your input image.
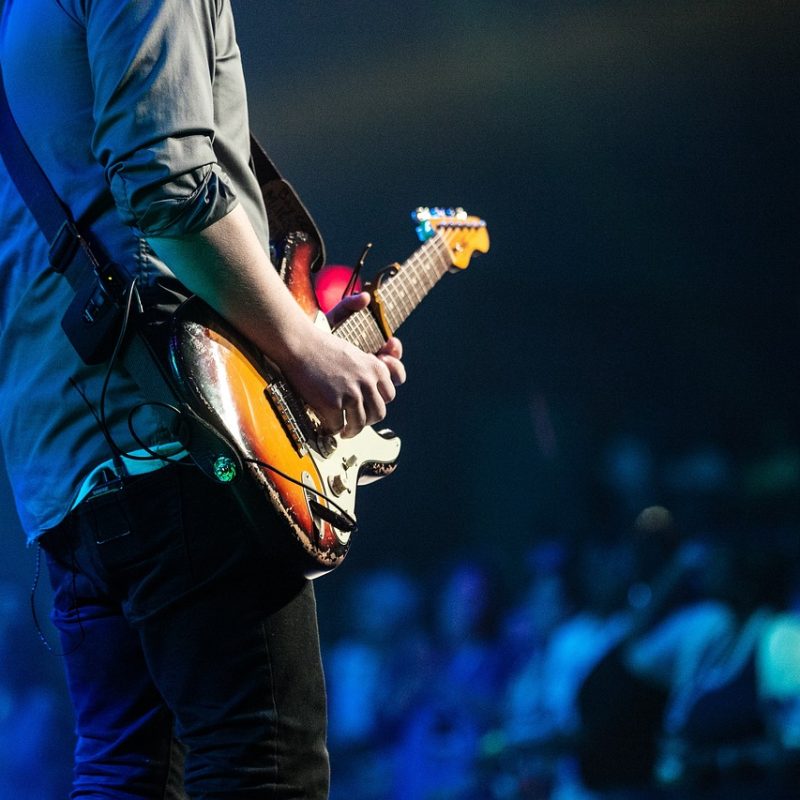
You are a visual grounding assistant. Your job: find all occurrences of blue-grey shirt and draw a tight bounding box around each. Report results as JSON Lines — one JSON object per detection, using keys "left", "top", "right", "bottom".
{"left": 0, "top": 0, "right": 270, "bottom": 541}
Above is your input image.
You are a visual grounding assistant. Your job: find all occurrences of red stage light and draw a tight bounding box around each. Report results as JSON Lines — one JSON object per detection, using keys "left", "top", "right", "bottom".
{"left": 314, "top": 264, "right": 361, "bottom": 313}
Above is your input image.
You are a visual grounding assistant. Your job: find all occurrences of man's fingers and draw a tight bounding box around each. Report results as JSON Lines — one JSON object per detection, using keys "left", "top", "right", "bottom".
{"left": 326, "top": 291, "right": 371, "bottom": 327}
{"left": 380, "top": 336, "right": 403, "bottom": 360}
{"left": 299, "top": 333, "right": 404, "bottom": 439}
{"left": 341, "top": 399, "right": 368, "bottom": 439}
{"left": 378, "top": 338, "right": 405, "bottom": 386}
{"left": 377, "top": 377, "right": 396, "bottom": 404}
{"left": 317, "top": 405, "right": 347, "bottom": 436}
{"left": 380, "top": 355, "right": 406, "bottom": 387}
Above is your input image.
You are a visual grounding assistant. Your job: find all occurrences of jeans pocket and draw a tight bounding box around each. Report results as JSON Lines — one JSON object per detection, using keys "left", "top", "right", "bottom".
{"left": 89, "top": 468, "right": 184, "bottom": 571}
{"left": 83, "top": 467, "right": 194, "bottom": 623}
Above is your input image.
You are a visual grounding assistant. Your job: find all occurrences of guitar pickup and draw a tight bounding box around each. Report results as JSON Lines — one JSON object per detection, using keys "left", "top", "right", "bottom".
{"left": 263, "top": 380, "right": 308, "bottom": 456}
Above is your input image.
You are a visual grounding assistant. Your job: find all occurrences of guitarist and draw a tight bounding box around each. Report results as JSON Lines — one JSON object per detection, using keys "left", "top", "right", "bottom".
{"left": 0, "top": 1, "right": 404, "bottom": 798}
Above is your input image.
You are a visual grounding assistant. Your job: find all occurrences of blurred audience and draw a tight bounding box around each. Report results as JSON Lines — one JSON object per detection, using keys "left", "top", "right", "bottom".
{"left": 628, "top": 543, "right": 800, "bottom": 798}
{"left": 390, "top": 560, "right": 507, "bottom": 800}
{"left": 323, "top": 567, "right": 431, "bottom": 800}
{"left": 2, "top": 428, "right": 799, "bottom": 799}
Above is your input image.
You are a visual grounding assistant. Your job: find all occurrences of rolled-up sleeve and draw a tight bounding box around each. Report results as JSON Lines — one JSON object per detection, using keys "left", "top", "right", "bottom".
{"left": 85, "top": 0, "right": 237, "bottom": 238}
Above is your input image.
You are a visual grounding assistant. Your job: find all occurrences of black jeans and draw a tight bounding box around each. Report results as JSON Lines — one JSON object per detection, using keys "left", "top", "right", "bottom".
{"left": 41, "top": 464, "right": 329, "bottom": 799}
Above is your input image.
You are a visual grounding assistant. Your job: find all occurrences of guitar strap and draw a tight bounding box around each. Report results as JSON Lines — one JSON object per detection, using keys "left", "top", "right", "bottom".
{"left": 249, "top": 135, "right": 326, "bottom": 271}
{"left": 0, "top": 64, "right": 129, "bottom": 365}
{"left": 0, "top": 62, "right": 325, "bottom": 481}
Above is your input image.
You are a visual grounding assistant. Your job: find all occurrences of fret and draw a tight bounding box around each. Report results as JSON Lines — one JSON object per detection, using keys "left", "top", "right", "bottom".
{"left": 377, "top": 233, "right": 453, "bottom": 332}
{"left": 329, "top": 214, "right": 486, "bottom": 353}
{"left": 334, "top": 307, "right": 385, "bottom": 353}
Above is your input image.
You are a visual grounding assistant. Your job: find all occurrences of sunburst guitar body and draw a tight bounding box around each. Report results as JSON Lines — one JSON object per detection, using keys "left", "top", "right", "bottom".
{"left": 167, "top": 208, "right": 489, "bottom": 577}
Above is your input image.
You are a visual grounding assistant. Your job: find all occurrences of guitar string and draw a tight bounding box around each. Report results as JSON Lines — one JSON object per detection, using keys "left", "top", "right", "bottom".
{"left": 335, "top": 230, "right": 454, "bottom": 350}
{"left": 379, "top": 232, "right": 452, "bottom": 333}
{"left": 33, "top": 223, "right": 482, "bottom": 656}
{"left": 93, "top": 222, "right": 482, "bottom": 467}
{"left": 95, "top": 225, "right": 478, "bottom": 531}
{"left": 337, "top": 227, "right": 469, "bottom": 348}
{"left": 389, "top": 234, "right": 449, "bottom": 316}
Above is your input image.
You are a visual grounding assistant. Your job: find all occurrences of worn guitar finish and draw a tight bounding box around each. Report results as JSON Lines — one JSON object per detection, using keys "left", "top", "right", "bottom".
{"left": 167, "top": 209, "right": 490, "bottom": 577}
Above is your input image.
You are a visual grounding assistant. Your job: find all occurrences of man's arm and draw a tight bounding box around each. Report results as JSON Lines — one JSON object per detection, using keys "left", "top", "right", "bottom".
{"left": 83, "top": 0, "right": 403, "bottom": 435}
{"left": 148, "top": 204, "right": 405, "bottom": 438}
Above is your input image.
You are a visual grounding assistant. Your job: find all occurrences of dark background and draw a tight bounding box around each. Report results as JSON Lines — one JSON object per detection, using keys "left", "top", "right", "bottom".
{"left": 0, "top": 1, "right": 798, "bottom": 795}
{"left": 235, "top": 0, "right": 799, "bottom": 574}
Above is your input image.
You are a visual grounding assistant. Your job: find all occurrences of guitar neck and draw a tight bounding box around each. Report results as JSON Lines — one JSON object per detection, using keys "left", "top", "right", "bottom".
{"left": 333, "top": 232, "right": 452, "bottom": 353}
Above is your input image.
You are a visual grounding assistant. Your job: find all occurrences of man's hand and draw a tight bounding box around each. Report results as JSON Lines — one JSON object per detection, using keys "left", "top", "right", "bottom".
{"left": 148, "top": 207, "right": 405, "bottom": 440}
{"left": 284, "top": 291, "right": 406, "bottom": 439}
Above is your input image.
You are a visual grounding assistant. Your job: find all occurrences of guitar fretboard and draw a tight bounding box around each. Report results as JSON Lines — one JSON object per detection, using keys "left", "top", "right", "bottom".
{"left": 333, "top": 232, "right": 452, "bottom": 353}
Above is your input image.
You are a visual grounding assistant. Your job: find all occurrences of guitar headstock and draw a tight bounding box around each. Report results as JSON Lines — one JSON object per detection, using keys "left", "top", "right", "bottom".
{"left": 413, "top": 207, "right": 490, "bottom": 269}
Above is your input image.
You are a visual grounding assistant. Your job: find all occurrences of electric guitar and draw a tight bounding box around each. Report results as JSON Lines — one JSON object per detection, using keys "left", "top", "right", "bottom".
{"left": 167, "top": 208, "right": 490, "bottom": 577}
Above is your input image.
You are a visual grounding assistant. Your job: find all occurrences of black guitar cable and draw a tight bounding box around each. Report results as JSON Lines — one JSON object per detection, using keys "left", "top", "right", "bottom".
{"left": 89, "top": 278, "right": 358, "bottom": 534}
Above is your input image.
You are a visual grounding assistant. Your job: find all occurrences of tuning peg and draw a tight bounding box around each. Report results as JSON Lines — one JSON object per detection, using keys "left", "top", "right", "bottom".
{"left": 415, "top": 218, "right": 434, "bottom": 242}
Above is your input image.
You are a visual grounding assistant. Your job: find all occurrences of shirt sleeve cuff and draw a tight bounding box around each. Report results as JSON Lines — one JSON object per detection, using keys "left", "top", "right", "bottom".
{"left": 110, "top": 160, "right": 239, "bottom": 239}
